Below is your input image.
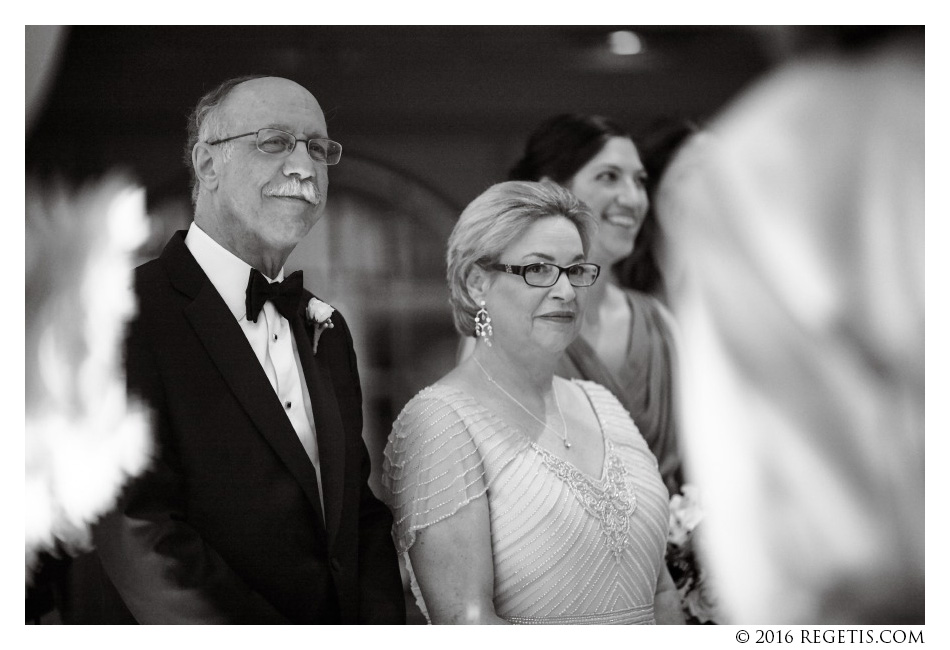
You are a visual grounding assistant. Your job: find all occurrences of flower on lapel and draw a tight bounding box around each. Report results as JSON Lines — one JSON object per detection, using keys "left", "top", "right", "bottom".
{"left": 306, "top": 297, "right": 335, "bottom": 354}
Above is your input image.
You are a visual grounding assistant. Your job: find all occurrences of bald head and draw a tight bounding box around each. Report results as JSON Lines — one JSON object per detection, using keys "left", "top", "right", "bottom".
{"left": 185, "top": 76, "right": 326, "bottom": 205}
{"left": 216, "top": 77, "right": 326, "bottom": 143}
{"left": 187, "top": 75, "right": 332, "bottom": 276}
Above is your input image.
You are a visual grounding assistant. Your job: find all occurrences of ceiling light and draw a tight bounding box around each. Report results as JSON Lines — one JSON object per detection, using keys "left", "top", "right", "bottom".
{"left": 608, "top": 30, "right": 643, "bottom": 56}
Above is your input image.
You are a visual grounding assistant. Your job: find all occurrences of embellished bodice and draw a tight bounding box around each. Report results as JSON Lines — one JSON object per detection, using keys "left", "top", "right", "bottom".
{"left": 533, "top": 439, "right": 637, "bottom": 560}
{"left": 382, "top": 379, "right": 670, "bottom": 625}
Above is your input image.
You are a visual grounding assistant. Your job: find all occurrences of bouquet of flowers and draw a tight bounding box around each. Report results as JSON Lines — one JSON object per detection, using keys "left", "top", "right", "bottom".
{"left": 666, "top": 484, "right": 720, "bottom": 624}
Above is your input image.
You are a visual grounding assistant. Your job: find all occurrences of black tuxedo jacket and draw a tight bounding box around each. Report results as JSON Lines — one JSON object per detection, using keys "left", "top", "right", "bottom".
{"left": 70, "top": 231, "right": 404, "bottom": 623}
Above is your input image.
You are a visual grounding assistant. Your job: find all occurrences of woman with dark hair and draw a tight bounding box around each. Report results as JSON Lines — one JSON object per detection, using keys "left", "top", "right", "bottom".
{"left": 509, "top": 114, "right": 683, "bottom": 496}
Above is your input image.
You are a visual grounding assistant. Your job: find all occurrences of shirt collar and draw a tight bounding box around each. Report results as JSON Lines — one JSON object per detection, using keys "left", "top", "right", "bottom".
{"left": 184, "top": 222, "right": 284, "bottom": 322}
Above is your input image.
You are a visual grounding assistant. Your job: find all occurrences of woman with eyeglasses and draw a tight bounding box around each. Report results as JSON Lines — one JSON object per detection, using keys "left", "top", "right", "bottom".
{"left": 509, "top": 114, "right": 684, "bottom": 498}
{"left": 381, "top": 181, "right": 683, "bottom": 624}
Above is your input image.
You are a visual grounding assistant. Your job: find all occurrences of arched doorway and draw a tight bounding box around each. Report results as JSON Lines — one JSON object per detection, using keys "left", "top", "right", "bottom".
{"left": 286, "top": 155, "right": 462, "bottom": 495}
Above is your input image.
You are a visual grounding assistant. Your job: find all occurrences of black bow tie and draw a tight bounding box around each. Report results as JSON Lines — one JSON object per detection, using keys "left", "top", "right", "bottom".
{"left": 245, "top": 268, "right": 304, "bottom": 323}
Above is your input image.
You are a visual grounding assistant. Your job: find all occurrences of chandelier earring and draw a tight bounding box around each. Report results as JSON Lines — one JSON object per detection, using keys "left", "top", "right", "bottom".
{"left": 474, "top": 300, "right": 493, "bottom": 347}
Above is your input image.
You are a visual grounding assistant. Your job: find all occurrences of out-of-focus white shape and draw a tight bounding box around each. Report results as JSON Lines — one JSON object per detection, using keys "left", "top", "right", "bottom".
{"left": 668, "top": 484, "right": 704, "bottom": 546}
{"left": 26, "top": 175, "right": 153, "bottom": 583}
{"left": 656, "top": 34, "right": 923, "bottom": 623}
{"left": 608, "top": 30, "right": 642, "bottom": 56}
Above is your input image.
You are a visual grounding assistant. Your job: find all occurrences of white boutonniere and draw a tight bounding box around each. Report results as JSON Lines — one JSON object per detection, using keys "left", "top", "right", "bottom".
{"left": 306, "top": 297, "right": 335, "bottom": 354}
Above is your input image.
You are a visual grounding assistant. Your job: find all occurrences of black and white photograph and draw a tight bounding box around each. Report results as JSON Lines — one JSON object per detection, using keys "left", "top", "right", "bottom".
{"left": 23, "top": 21, "right": 928, "bottom": 635}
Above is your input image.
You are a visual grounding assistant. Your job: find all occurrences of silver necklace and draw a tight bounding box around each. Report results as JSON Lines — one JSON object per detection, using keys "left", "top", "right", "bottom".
{"left": 473, "top": 356, "right": 571, "bottom": 449}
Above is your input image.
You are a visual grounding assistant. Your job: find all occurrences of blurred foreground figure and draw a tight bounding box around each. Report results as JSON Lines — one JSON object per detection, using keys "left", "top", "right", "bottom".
{"left": 25, "top": 175, "right": 152, "bottom": 582}
{"left": 656, "top": 29, "right": 924, "bottom": 623}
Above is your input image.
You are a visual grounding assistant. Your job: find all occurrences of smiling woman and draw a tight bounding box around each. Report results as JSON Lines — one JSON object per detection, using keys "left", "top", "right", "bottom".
{"left": 380, "top": 180, "right": 684, "bottom": 625}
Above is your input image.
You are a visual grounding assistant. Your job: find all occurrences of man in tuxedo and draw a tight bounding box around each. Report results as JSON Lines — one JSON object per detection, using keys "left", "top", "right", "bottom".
{"left": 66, "top": 75, "right": 405, "bottom": 623}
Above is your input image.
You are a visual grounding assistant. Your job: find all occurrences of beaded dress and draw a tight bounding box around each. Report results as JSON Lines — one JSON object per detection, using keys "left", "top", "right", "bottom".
{"left": 381, "top": 379, "right": 670, "bottom": 624}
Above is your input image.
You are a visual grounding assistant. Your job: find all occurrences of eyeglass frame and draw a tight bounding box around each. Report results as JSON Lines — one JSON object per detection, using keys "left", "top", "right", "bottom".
{"left": 205, "top": 128, "right": 342, "bottom": 165}
{"left": 488, "top": 262, "right": 601, "bottom": 288}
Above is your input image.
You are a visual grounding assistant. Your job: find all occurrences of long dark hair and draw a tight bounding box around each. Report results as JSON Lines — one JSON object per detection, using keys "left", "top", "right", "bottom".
{"left": 509, "top": 113, "right": 668, "bottom": 296}
{"left": 617, "top": 119, "right": 699, "bottom": 297}
{"left": 508, "top": 114, "right": 632, "bottom": 184}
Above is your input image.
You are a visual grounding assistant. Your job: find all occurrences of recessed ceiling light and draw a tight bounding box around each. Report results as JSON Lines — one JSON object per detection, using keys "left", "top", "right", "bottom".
{"left": 608, "top": 30, "right": 643, "bottom": 56}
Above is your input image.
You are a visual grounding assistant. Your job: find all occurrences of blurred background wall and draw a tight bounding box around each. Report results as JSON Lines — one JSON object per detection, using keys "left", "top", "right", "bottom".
{"left": 25, "top": 25, "right": 778, "bottom": 488}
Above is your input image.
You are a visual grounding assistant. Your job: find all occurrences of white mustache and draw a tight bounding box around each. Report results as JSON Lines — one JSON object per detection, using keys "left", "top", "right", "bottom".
{"left": 264, "top": 178, "right": 321, "bottom": 205}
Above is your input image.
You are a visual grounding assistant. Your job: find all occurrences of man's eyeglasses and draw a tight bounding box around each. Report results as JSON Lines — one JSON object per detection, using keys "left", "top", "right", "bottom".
{"left": 206, "top": 128, "right": 342, "bottom": 165}
{"left": 489, "top": 262, "right": 601, "bottom": 288}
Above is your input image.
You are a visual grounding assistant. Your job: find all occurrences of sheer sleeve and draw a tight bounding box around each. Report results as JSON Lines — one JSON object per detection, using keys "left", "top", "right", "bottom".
{"left": 381, "top": 386, "right": 489, "bottom": 554}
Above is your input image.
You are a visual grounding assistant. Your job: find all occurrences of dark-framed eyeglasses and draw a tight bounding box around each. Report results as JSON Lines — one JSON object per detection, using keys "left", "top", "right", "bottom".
{"left": 489, "top": 262, "right": 601, "bottom": 288}
{"left": 206, "top": 128, "right": 342, "bottom": 165}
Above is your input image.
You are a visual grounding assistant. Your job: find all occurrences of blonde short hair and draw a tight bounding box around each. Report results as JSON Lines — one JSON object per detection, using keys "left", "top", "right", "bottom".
{"left": 446, "top": 180, "right": 596, "bottom": 336}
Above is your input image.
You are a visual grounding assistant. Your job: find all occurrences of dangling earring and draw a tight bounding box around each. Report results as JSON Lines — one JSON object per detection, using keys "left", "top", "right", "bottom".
{"left": 474, "top": 300, "right": 493, "bottom": 347}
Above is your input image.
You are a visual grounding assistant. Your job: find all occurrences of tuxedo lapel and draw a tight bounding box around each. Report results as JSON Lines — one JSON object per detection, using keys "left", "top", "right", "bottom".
{"left": 161, "top": 233, "right": 328, "bottom": 530}
{"left": 291, "top": 315, "right": 345, "bottom": 548}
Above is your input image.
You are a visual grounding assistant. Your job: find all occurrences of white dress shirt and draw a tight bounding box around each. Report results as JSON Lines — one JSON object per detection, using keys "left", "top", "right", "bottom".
{"left": 185, "top": 223, "right": 324, "bottom": 516}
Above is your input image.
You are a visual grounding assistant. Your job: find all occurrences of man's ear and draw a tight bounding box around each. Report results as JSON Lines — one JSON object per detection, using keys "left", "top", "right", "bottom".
{"left": 192, "top": 142, "right": 219, "bottom": 193}
{"left": 465, "top": 264, "right": 491, "bottom": 304}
